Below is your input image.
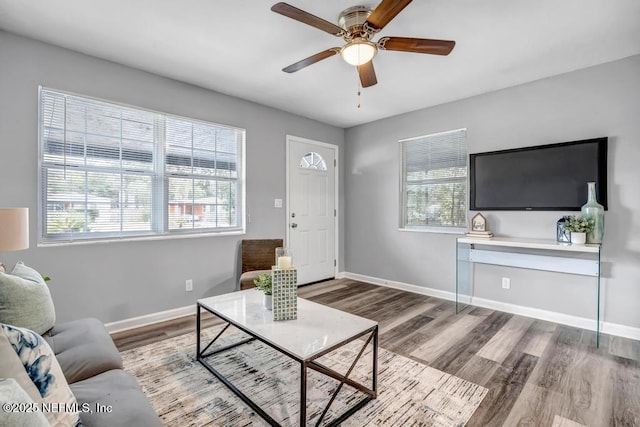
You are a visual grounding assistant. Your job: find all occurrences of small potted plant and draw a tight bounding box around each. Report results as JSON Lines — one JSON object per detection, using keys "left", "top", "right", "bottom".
{"left": 563, "top": 215, "right": 595, "bottom": 245}
{"left": 253, "top": 273, "right": 273, "bottom": 310}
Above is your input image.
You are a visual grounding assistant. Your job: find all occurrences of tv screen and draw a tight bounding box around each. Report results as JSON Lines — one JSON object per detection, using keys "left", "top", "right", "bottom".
{"left": 470, "top": 138, "right": 608, "bottom": 211}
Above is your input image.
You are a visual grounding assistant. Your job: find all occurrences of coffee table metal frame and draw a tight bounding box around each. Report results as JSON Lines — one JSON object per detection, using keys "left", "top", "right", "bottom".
{"left": 196, "top": 301, "right": 378, "bottom": 427}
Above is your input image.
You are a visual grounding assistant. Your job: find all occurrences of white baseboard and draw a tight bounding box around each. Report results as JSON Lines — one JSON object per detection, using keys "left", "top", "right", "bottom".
{"left": 344, "top": 272, "right": 457, "bottom": 301}
{"left": 342, "top": 272, "right": 640, "bottom": 341}
{"left": 105, "top": 305, "right": 195, "bottom": 334}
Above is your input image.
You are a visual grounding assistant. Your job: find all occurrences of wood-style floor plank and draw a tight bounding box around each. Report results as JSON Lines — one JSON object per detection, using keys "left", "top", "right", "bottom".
{"left": 520, "top": 320, "right": 558, "bottom": 357}
{"left": 378, "top": 300, "right": 438, "bottom": 335}
{"left": 502, "top": 381, "right": 590, "bottom": 427}
{"left": 296, "top": 281, "right": 347, "bottom": 298}
{"left": 456, "top": 355, "right": 501, "bottom": 387}
{"left": 501, "top": 381, "right": 561, "bottom": 426}
{"left": 432, "top": 310, "right": 512, "bottom": 373}
{"left": 477, "top": 315, "right": 535, "bottom": 363}
{"left": 379, "top": 313, "right": 434, "bottom": 349}
{"left": 467, "top": 351, "right": 539, "bottom": 426}
{"left": 528, "top": 325, "right": 584, "bottom": 391}
{"left": 112, "top": 278, "right": 640, "bottom": 426}
{"left": 111, "top": 311, "right": 221, "bottom": 351}
{"left": 552, "top": 415, "right": 587, "bottom": 427}
{"left": 609, "top": 335, "right": 640, "bottom": 362}
{"left": 612, "top": 356, "right": 640, "bottom": 426}
{"left": 410, "top": 311, "right": 487, "bottom": 364}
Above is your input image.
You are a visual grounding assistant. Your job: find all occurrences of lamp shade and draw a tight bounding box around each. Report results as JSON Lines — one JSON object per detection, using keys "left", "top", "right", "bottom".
{"left": 0, "top": 208, "right": 29, "bottom": 252}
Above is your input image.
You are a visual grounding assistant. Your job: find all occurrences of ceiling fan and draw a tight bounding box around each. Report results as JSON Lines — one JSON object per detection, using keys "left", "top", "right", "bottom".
{"left": 271, "top": 0, "right": 456, "bottom": 88}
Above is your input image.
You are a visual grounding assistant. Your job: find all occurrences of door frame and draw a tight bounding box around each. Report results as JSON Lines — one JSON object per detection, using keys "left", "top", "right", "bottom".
{"left": 285, "top": 134, "right": 339, "bottom": 279}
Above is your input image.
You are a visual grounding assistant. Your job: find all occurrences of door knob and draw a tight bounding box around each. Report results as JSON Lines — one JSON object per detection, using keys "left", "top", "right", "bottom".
{"left": 291, "top": 223, "right": 298, "bottom": 228}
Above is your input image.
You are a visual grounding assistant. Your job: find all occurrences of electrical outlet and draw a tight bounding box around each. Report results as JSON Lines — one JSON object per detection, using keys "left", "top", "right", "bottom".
{"left": 185, "top": 279, "right": 193, "bottom": 292}
{"left": 501, "top": 277, "right": 511, "bottom": 289}
{"left": 274, "top": 198, "right": 283, "bottom": 208}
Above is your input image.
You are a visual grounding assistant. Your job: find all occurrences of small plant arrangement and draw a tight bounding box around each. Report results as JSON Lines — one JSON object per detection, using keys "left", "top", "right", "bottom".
{"left": 564, "top": 215, "right": 595, "bottom": 233}
{"left": 253, "top": 273, "right": 272, "bottom": 295}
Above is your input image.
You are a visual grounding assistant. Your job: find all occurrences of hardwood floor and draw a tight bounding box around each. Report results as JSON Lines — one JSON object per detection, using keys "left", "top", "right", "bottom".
{"left": 112, "top": 279, "right": 640, "bottom": 426}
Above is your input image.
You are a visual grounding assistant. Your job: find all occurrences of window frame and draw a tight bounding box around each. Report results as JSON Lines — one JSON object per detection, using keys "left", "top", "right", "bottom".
{"left": 399, "top": 128, "right": 468, "bottom": 234}
{"left": 37, "top": 86, "right": 246, "bottom": 246}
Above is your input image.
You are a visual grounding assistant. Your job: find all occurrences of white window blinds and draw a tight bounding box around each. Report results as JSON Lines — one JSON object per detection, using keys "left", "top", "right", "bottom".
{"left": 165, "top": 117, "right": 241, "bottom": 231}
{"left": 400, "top": 129, "right": 467, "bottom": 229}
{"left": 39, "top": 87, "right": 245, "bottom": 244}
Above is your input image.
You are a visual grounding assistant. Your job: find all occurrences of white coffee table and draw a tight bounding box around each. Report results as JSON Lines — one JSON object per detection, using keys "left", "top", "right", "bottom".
{"left": 196, "top": 289, "right": 378, "bottom": 426}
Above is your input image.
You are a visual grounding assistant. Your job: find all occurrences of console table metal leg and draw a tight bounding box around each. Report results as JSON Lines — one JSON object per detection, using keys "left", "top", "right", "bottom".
{"left": 596, "top": 250, "right": 601, "bottom": 348}
{"left": 455, "top": 242, "right": 461, "bottom": 313}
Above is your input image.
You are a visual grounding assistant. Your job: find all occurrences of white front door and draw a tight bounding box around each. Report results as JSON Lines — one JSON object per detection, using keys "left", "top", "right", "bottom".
{"left": 286, "top": 135, "right": 337, "bottom": 285}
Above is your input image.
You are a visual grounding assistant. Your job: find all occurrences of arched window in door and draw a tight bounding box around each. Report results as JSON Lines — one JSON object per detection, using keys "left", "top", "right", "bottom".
{"left": 300, "top": 152, "right": 327, "bottom": 170}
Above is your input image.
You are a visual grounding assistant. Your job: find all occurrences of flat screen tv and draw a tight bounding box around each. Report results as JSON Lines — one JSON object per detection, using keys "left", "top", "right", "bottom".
{"left": 470, "top": 137, "right": 608, "bottom": 211}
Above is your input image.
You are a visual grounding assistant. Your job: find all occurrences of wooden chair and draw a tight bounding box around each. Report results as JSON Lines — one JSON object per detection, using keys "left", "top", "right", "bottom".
{"left": 239, "top": 239, "right": 283, "bottom": 290}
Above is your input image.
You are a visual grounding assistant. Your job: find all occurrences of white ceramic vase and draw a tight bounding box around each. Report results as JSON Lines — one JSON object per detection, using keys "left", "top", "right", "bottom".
{"left": 264, "top": 294, "right": 272, "bottom": 310}
{"left": 570, "top": 232, "right": 586, "bottom": 245}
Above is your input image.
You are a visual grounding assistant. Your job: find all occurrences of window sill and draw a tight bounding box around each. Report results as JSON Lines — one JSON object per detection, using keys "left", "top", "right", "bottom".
{"left": 398, "top": 227, "right": 467, "bottom": 235}
{"left": 37, "top": 229, "right": 246, "bottom": 247}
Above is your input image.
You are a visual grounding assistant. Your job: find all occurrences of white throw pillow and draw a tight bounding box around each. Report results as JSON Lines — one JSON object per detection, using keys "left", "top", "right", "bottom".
{"left": 0, "top": 378, "right": 51, "bottom": 427}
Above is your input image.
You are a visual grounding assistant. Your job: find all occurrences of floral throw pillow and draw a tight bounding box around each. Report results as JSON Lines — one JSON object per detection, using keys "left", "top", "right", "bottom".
{"left": 0, "top": 323, "right": 82, "bottom": 427}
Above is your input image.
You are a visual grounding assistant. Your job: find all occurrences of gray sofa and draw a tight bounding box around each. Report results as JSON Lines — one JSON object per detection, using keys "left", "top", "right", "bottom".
{"left": 43, "top": 318, "right": 161, "bottom": 426}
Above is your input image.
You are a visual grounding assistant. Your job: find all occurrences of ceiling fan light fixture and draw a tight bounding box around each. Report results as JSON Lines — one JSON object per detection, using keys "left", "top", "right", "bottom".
{"left": 340, "top": 39, "right": 377, "bottom": 66}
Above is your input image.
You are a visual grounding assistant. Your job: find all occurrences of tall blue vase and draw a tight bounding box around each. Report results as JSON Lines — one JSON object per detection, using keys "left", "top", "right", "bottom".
{"left": 581, "top": 181, "right": 604, "bottom": 244}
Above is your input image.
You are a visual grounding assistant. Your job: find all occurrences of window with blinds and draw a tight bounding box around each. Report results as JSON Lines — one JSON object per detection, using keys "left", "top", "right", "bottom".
{"left": 38, "top": 87, "right": 245, "bottom": 244}
{"left": 400, "top": 129, "right": 467, "bottom": 230}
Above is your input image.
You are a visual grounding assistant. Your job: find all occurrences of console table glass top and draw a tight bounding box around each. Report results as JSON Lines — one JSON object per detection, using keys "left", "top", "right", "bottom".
{"left": 457, "top": 236, "right": 601, "bottom": 253}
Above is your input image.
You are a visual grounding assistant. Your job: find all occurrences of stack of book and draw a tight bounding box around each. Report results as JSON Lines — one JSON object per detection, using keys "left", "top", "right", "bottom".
{"left": 465, "top": 230, "right": 494, "bottom": 239}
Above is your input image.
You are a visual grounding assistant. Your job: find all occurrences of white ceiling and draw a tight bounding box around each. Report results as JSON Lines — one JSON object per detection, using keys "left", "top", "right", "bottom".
{"left": 1, "top": 0, "right": 639, "bottom": 128}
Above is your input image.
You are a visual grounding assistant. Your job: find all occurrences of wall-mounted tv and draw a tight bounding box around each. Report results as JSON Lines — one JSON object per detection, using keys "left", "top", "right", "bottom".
{"left": 470, "top": 137, "right": 608, "bottom": 211}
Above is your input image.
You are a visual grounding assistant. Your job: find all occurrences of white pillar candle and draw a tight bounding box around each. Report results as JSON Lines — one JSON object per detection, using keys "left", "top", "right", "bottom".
{"left": 277, "top": 256, "right": 292, "bottom": 269}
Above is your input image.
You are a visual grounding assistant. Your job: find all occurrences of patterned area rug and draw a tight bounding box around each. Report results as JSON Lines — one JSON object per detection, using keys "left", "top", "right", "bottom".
{"left": 121, "top": 326, "right": 487, "bottom": 426}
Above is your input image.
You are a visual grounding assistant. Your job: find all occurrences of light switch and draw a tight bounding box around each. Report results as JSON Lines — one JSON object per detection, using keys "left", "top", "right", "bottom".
{"left": 274, "top": 198, "right": 283, "bottom": 208}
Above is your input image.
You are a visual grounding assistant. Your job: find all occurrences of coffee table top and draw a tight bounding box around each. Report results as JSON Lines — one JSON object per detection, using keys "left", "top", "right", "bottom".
{"left": 198, "top": 289, "right": 377, "bottom": 360}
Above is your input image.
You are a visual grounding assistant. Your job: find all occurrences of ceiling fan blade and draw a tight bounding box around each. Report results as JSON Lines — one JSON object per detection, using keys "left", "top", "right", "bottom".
{"left": 271, "top": 2, "right": 344, "bottom": 36}
{"left": 365, "top": 0, "right": 412, "bottom": 31}
{"left": 282, "top": 49, "right": 339, "bottom": 73}
{"left": 357, "top": 61, "right": 378, "bottom": 88}
{"left": 378, "top": 37, "right": 455, "bottom": 55}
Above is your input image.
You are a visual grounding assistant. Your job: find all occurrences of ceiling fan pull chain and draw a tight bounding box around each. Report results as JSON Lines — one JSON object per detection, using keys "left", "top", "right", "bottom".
{"left": 357, "top": 78, "right": 361, "bottom": 109}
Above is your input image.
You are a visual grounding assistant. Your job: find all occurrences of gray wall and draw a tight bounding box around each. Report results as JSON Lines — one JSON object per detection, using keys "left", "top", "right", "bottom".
{"left": 0, "top": 31, "right": 345, "bottom": 323}
{"left": 345, "top": 55, "right": 640, "bottom": 329}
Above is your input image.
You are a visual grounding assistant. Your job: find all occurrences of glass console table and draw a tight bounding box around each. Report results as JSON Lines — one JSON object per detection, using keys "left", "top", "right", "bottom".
{"left": 455, "top": 236, "right": 602, "bottom": 346}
